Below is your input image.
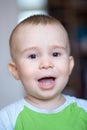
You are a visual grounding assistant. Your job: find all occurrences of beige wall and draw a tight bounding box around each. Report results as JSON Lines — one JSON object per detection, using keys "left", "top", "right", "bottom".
{"left": 0, "top": 0, "right": 24, "bottom": 109}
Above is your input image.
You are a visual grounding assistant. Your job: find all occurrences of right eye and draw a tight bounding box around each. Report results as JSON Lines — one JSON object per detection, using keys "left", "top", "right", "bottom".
{"left": 28, "top": 54, "right": 37, "bottom": 59}
{"left": 52, "top": 52, "right": 61, "bottom": 57}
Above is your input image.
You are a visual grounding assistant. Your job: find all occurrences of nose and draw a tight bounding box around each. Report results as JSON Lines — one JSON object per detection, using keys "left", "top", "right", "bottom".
{"left": 39, "top": 57, "right": 54, "bottom": 69}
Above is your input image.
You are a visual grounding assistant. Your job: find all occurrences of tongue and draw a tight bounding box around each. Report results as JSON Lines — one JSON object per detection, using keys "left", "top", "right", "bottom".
{"left": 38, "top": 78, "right": 55, "bottom": 89}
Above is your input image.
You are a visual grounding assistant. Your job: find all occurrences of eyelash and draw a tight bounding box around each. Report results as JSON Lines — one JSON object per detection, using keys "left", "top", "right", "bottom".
{"left": 28, "top": 54, "right": 38, "bottom": 59}
{"left": 52, "top": 52, "right": 61, "bottom": 57}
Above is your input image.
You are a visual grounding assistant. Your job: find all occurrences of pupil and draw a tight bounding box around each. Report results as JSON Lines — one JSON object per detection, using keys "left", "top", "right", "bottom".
{"left": 53, "top": 52, "right": 58, "bottom": 56}
{"left": 31, "top": 54, "right": 36, "bottom": 58}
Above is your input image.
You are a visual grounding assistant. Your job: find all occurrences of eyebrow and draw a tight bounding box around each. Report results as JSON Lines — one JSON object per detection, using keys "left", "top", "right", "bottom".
{"left": 22, "top": 47, "right": 40, "bottom": 53}
{"left": 49, "top": 45, "right": 66, "bottom": 50}
{"left": 21, "top": 45, "right": 66, "bottom": 54}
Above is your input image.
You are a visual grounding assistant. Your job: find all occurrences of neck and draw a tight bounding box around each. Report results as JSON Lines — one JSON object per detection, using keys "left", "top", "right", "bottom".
{"left": 25, "top": 94, "right": 66, "bottom": 110}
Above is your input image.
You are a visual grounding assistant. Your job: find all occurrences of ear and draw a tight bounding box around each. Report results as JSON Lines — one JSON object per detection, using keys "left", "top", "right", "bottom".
{"left": 69, "top": 56, "right": 74, "bottom": 75}
{"left": 8, "top": 61, "right": 20, "bottom": 80}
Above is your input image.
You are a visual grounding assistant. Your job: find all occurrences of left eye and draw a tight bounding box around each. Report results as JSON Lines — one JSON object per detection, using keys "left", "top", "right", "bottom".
{"left": 52, "top": 52, "right": 61, "bottom": 57}
{"left": 28, "top": 54, "right": 37, "bottom": 59}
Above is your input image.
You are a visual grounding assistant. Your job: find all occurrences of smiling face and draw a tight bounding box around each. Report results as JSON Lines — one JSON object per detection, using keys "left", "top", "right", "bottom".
{"left": 9, "top": 23, "right": 74, "bottom": 102}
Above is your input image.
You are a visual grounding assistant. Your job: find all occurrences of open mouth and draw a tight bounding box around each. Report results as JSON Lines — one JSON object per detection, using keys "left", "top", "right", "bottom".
{"left": 38, "top": 77, "right": 55, "bottom": 82}
{"left": 38, "top": 77, "right": 56, "bottom": 89}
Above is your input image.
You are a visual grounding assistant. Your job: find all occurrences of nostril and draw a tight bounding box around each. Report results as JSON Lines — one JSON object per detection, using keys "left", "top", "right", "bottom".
{"left": 39, "top": 59, "right": 54, "bottom": 69}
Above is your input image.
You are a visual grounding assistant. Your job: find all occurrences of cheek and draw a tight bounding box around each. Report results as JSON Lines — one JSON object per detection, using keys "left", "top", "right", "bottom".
{"left": 22, "top": 67, "right": 35, "bottom": 78}
{"left": 17, "top": 62, "right": 36, "bottom": 79}
{"left": 56, "top": 59, "right": 70, "bottom": 75}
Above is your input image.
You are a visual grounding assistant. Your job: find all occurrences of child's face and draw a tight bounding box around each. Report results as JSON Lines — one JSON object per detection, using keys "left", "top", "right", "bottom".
{"left": 9, "top": 24, "right": 74, "bottom": 100}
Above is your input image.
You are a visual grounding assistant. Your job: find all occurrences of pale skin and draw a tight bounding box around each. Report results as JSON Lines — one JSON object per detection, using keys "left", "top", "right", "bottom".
{"left": 9, "top": 24, "right": 74, "bottom": 110}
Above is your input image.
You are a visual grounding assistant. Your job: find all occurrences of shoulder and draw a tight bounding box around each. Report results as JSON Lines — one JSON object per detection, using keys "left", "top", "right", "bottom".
{"left": 64, "top": 95, "right": 87, "bottom": 112}
{"left": 0, "top": 99, "right": 25, "bottom": 130}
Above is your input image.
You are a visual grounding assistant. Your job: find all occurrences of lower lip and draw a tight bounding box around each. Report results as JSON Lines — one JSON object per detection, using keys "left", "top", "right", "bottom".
{"left": 38, "top": 79, "right": 56, "bottom": 90}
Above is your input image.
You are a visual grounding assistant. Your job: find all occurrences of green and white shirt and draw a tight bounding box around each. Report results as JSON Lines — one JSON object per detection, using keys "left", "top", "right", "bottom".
{"left": 0, "top": 95, "right": 87, "bottom": 130}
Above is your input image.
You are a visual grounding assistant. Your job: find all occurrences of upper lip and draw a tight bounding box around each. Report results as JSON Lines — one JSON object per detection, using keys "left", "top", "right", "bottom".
{"left": 36, "top": 71, "right": 57, "bottom": 81}
{"left": 37, "top": 76, "right": 56, "bottom": 81}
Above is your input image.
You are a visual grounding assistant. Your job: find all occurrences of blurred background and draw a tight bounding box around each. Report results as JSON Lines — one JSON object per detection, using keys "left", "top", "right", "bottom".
{"left": 0, "top": 0, "right": 87, "bottom": 109}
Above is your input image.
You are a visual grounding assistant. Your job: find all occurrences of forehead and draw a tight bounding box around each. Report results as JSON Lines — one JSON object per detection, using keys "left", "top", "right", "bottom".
{"left": 14, "top": 23, "right": 69, "bottom": 44}
{"left": 11, "top": 23, "right": 70, "bottom": 56}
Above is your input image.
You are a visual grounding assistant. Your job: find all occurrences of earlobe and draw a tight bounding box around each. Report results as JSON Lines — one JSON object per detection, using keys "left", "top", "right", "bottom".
{"left": 8, "top": 61, "right": 20, "bottom": 80}
{"left": 69, "top": 56, "right": 75, "bottom": 75}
